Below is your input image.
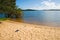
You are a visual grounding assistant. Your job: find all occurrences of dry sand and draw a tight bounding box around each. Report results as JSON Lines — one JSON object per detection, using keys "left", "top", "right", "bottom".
{"left": 0, "top": 20, "right": 60, "bottom": 40}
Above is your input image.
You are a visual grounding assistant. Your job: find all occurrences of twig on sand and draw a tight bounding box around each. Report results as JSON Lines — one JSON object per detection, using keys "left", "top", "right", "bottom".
{"left": 0, "top": 22, "right": 2, "bottom": 24}
{"left": 15, "top": 30, "right": 19, "bottom": 32}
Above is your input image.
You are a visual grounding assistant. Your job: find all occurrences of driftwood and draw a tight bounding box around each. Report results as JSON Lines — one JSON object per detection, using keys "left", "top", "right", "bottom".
{"left": 15, "top": 30, "right": 19, "bottom": 32}
{"left": 0, "top": 22, "right": 2, "bottom": 24}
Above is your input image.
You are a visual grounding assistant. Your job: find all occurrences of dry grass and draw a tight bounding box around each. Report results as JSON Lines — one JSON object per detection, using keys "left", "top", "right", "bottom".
{"left": 0, "top": 20, "right": 60, "bottom": 40}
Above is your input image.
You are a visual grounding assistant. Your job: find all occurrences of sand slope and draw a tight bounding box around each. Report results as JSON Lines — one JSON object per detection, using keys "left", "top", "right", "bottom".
{"left": 0, "top": 20, "right": 60, "bottom": 40}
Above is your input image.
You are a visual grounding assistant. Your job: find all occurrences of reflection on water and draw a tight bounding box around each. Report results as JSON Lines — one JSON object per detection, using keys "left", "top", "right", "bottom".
{"left": 23, "top": 11, "right": 60, "bottom": 27}
{"left": 0, "top": 11, "right": 60, "bottom": 27}
{"left": 0, "top": 13, "right": 6, "bottom": 18}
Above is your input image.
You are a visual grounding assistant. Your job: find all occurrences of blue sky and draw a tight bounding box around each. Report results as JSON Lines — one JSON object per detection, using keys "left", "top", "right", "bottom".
{"left": 16, "top": 0, "right": 60, "bottom": 10}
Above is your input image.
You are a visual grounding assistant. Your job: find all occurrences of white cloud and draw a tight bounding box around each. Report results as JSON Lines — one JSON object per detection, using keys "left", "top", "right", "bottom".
{"left": 36, "top": 1, "right": 60, "bottom": 10}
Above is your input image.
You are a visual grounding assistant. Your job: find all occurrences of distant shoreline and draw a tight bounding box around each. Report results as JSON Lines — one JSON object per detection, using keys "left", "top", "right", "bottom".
{"left": 22, "top": 9, "right": 60, "bottom": 11}
{"left": 22, "top": 10, "right": 60, "bottom": 11}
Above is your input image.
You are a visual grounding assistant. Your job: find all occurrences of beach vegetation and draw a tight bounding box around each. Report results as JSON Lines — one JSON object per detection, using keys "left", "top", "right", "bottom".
{"left": 0, "top": 0, "right": 22, "bottom": 20}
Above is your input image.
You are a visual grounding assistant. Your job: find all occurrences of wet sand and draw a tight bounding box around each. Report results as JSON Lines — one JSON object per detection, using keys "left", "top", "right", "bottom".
{"left": 0, "top": 20, "right": 60, "bottom": 40}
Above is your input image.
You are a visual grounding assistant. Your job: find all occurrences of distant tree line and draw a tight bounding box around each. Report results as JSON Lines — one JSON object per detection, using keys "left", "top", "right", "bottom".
{"left": 0, "top": 0, "right": 22, "bottom": 19}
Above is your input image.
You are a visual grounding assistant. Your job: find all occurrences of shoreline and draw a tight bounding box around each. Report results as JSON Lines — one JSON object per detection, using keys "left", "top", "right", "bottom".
{"left": 9, "top": 19, "right": 60, "bottom": 27}
{"left": 0, "top": 20, "right": 60, "bottom": 40}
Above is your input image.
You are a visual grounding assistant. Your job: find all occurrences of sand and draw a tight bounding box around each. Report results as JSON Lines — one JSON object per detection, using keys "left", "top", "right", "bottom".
{"left": 0, "top": 20, "right": 60, "bottom": 40}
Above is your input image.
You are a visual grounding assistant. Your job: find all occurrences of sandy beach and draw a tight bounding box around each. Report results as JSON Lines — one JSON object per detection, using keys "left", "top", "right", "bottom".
{"left": 0, "top": 20, "right": 60, "bottom": 40}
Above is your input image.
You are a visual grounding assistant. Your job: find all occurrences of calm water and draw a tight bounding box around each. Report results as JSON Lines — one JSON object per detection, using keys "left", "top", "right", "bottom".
{"left": 0, "top": 13, "right": 6, "bottom": 18}
{"left": 23, "top": 11, "right": 60, "bottom": 27}
{"left": 0, "top": 11, "right": 60, "bottom": 27}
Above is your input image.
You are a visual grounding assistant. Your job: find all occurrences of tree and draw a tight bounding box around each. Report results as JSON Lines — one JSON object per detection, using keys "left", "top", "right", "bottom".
{"left": 0, "top": 0, "right": 22, "bottom": 19}
{"left": 15, "top": 7, "right": 22, "bottom": 18}
{"left": 0, "top": 0, "right": 16, "bottom": 13}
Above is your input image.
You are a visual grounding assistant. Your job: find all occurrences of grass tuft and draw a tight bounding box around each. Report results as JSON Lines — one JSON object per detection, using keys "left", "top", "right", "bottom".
{"left": 0, "top": 18, "right": 8, "bottom": 21}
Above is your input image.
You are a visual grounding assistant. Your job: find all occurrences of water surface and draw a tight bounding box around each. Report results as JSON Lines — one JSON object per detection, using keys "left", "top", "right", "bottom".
{"left": 23, "top": 11, "right": 60, "bottom": 27}
{"left": 0, "top": 11, "right": 60, "bottom": 27}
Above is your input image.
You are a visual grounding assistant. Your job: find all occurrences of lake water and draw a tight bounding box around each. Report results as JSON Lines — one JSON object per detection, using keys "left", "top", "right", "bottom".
{"left": 0, "top": 13, "right": 6, "bottom": 18}
{"left": 23, "top": 11, "right": 60, "bottom": 27}
{"left": 0, "top": 11, "right": 60, "bottom": 27}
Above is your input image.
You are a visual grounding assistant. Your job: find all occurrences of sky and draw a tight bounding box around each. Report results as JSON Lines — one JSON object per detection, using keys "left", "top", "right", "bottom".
{"left": 16, "top": 0, "right": 60, "bottom": 10}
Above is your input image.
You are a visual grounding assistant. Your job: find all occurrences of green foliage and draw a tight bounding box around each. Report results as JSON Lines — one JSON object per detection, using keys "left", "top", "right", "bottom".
{"left": 0, "top": 0, "right": 22, "bottom": 19}
{"left": 0, "top": 18, "right": 8, "bottom": 21}
{"left": 0, "top": 0, "right": 16, "bottom": 13}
